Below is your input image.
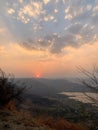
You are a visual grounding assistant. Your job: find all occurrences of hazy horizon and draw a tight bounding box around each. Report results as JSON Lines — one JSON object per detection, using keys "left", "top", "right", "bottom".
{"left": 0, "top": 0, "right": 98, "bottom": 78}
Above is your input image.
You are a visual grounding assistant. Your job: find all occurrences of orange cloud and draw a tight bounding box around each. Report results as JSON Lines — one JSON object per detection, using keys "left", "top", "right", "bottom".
{"left": 0, "top": 41, "right": 98, "bottom": 78}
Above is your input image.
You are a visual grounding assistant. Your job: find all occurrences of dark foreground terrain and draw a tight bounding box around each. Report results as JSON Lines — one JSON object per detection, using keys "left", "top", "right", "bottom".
{"left": 0, "top": 78, "right": 98, "bottom": 130}
{"left": 14, "top": 78, "right": 98, "bottom": 130}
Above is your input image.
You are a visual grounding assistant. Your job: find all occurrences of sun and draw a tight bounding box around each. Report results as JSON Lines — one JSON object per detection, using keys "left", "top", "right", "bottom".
{"left": 35, "top": 72, "right": 41, "bottom": 78}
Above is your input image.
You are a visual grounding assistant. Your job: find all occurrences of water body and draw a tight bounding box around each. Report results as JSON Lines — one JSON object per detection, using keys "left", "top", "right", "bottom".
{"left": 60, "top": 92, "right": 98, "bottom": 105}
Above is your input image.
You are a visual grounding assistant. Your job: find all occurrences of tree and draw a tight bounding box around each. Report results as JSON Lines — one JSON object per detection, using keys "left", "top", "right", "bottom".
{"left": 78, "top": 66, "right": 98, "bottom": 104}
{"left": 0, "top": 68, "right": 25, "bottom": 107}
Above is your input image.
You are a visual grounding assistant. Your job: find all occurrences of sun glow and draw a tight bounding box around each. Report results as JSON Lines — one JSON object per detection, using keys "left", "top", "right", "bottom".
{"left": 35, "top": 72, "right": 41, "bottom": 78}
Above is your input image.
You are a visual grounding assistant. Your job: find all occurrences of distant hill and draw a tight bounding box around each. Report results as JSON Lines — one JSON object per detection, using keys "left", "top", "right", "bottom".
{"left": 15, "top": 78, "right": 92, "bottom": 97}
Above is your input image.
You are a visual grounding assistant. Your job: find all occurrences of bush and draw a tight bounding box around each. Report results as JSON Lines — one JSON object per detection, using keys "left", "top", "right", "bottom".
{"left": 0, "top": 68, "right": 25, "bottom": 107}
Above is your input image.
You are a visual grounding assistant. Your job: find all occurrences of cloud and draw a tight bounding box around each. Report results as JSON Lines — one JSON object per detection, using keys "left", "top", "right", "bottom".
{"left": 64, "top": 1, "right": 84, "bottom": 20}
{"left": 43, "top": 0, "right": 50, "bottom": 5}
{"left": 22, "top": 33, "right": 78, "bottom": 54}
{"left": 17, "top": 1, "right": 42, "bottom": 23}
{"left": 0, "top": 46, "right": 5, "bottom": 53}
{"left": 7, "top": 8, "right": 15, "bottom": 14}
{"left": 0, "top": 0, "right": 98, "bottom": 54}
{"left": 54, "top": 9, "right": 58, "bottom": 13}
{"left": 0, "top": 45, "right": 8, "bottom": 58}
{"left": 19, "top": 0, "right": 23, "bottom": 4}
{"left": 20, "top": 37, "right": 52, "bottom": 52}
{"left": 79, "top": 24, "right": 96, "bottom": 43}
{"left": 22, "top": 21, "right": 97, "bottom": 54}
{"left": 67, "top": 23, "right": 83, "bottom": 34}
{"left": 0, "top": 18, "right": 14, "bottom": 45}
{"left": 92, "top": 12, "right": 98, "bottom": 26}
{"left": 93, "top": 6, "right": 98, "bottom": 12}
{"left": 44, "top": 15, "right": 54, "bottom": 21}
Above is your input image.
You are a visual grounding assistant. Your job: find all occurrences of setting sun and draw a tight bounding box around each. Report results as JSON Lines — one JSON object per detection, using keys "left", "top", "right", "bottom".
{"left": 35, "top": 73, "right": 42, "bottom": 78}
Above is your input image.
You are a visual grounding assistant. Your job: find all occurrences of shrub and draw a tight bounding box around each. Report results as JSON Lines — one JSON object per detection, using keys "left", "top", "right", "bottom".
{"left": 0, "top": 68, "right": 25, "bottom": 107}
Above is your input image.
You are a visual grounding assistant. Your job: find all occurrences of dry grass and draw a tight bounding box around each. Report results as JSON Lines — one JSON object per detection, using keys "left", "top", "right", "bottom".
{"left": 37, "top": 116, "right": 89, "bottom": 130}
{"left": 0, "top": 108, "right": 89, "bottom": 130}
{"left": 0, "top": 109, "right": 53, "bottom": 130}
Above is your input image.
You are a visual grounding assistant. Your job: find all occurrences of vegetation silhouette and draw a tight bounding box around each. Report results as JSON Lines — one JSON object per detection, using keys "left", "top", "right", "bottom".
{"left": 78, "top": 66, "right": 98, "bottom": 104}
{"left": 0, "top": 68, "right": 25, "bottom": 108}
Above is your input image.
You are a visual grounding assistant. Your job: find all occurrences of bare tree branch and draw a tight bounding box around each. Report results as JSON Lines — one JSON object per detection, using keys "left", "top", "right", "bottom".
{"left": 77, "top": 66, "right": 98, "bottom": 104}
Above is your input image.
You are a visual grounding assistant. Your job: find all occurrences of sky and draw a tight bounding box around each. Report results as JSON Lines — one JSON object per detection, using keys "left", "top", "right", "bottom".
{"left": 0, "top": 0, "right": 98, "bottom": 78}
